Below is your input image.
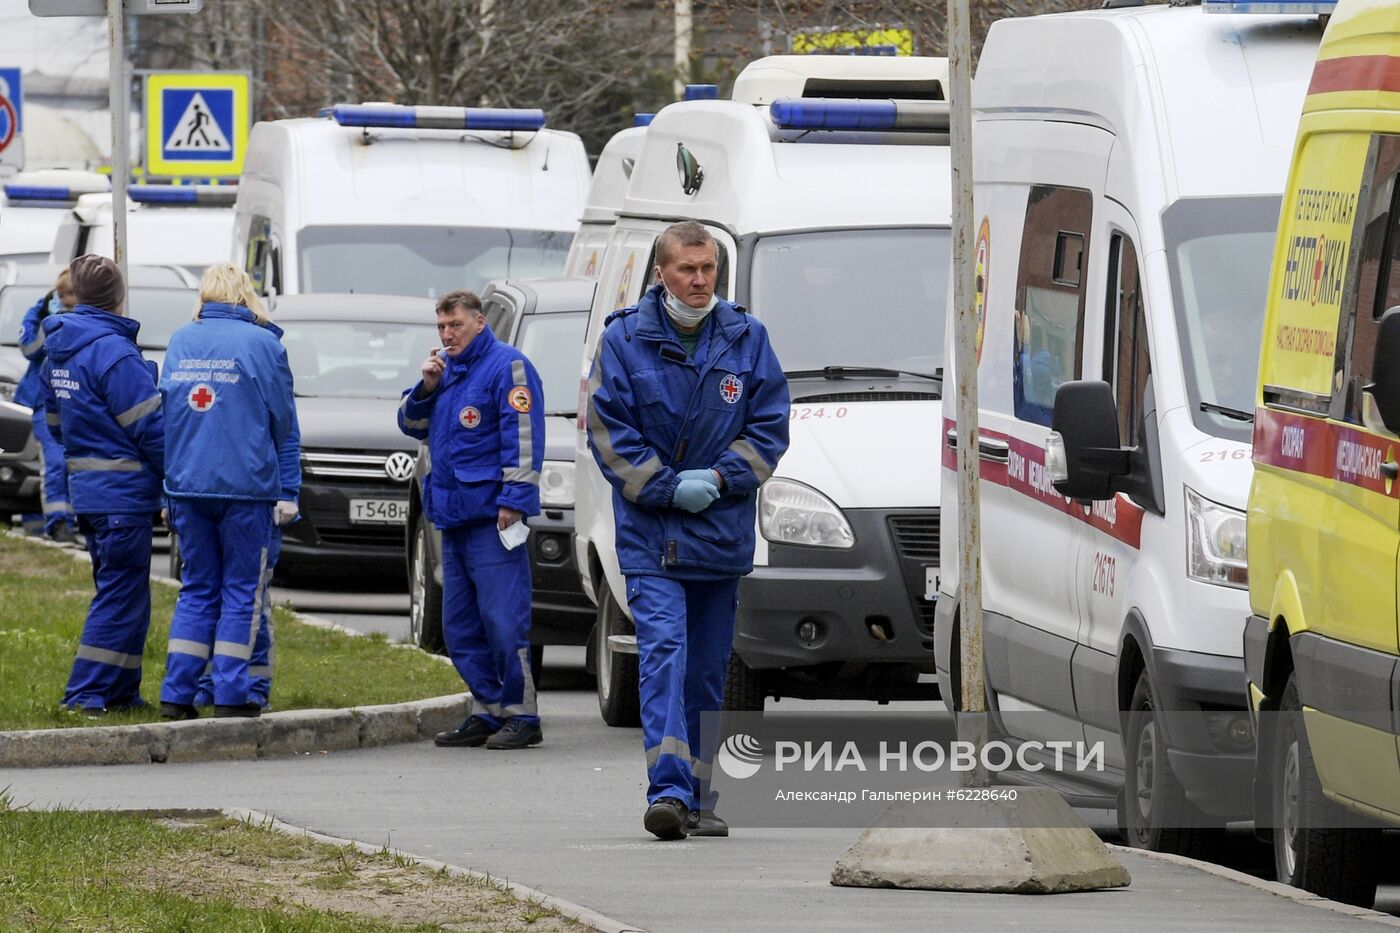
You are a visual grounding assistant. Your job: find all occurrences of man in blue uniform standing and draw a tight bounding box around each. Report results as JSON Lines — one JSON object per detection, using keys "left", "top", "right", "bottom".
{"left": 43, "top": 255, "right": 165, "bottom": 713}
{"left": 587, "top": 221, "right": 789, "bottom": 839}
{"left": 398, "top": 290, "right": 546, "bottom": 750}
{"left": 17, "top": 269, "right": 78, "bottom": 541}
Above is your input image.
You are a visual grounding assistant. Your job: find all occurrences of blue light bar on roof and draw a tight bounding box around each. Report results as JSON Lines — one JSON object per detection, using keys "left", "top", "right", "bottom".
{"left": 769, "top": 97, "right": 950, "bottom": 132}
{"left": 129, "top": 185, "right": 238, "bottom": 207}
{"left": 1203, "top": 1, "right": 1337, "bottom": 12}
{"left": 329, "top": 104, "right": 546, "bottom": 131}
{"left": 633, "top": 113, "right": 656, "bottom": 127}
{"left": 683, "top": 84, "right": 719, "bottom": 101}
{"left": 3, "top": 185, "right": 73, "bottom": 202}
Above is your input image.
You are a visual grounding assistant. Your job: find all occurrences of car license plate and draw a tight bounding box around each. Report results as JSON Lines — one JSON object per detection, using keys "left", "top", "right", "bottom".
{"left": 349, "top": 499, "right": 408, "bottom": 525}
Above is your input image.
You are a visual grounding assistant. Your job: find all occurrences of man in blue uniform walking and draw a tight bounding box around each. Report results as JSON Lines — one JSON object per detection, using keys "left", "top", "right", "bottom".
{"left": 587, "top": 222, "right": 789, "bottom": 839}
{"left": 43, "top": 255, "right": 165, "bottom": 713}
{"left": 398, "top": 290, "right": 546, "bottom": 750}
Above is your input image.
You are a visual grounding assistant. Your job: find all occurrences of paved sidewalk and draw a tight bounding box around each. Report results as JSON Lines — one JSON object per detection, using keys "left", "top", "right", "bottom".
{"left": 3, "top": 688, "right": 1396, "bottom": 933}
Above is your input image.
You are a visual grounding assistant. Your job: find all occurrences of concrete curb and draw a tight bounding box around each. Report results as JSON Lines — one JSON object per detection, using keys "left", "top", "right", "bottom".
{"left": 0, "top": 693, "right": 469, "bottom": 768}
{"left": 1, "top": 530, "right": 467, "bottom": 768}
{"left": 224, "top": 808, "right": 646, "bottom": 933}
{"left": 1106, "top": 844, "right": 1400, "bottom": 928}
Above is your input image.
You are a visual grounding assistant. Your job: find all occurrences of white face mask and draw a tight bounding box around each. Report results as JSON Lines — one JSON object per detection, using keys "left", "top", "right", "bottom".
{"left": 663, "top": 289, "right": 717, "bottom": 328}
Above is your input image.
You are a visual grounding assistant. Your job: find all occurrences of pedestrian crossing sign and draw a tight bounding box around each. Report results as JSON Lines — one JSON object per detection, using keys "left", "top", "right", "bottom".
{"left": 144, "top": 71, "right": 250, "bottom": 178}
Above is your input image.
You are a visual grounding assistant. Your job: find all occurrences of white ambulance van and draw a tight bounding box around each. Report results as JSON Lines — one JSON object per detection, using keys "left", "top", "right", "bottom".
{"left": 49, "top": 186, "right": 236, "bottom": 275}
{"left": 575, "top": 55, "right": 953, "bottom": 725}
{"left": 564, "top": 125, "right": 645, "bottom": 280}
{"left": 232, "top": 104, "right": 591, "bottom": 298}
{"left": 935, "top": 2, "right": 1325, "bottom": 854}
{"left": 0, "top": 170, "right": 109, "bottom": 263}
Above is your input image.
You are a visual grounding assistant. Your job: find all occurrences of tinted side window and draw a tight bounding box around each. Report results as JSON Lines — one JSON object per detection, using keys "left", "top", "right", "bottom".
{"left": 1013, "top": 185, "right": 1092, "bottom": 426}
{"left": 1340, "top": 135, "right": 1400, "bottom": 423}
{"left": 1104, "top": 234, "right": 1150, "bottom": 446}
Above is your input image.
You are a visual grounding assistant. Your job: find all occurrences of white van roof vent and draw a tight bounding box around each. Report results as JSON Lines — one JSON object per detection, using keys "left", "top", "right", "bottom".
{"left": 731, "top": 54, "right": 950, "bottom": 106}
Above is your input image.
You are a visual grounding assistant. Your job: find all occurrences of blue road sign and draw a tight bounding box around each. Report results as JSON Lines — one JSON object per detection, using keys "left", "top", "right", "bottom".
{"left": 0, "top": 67, "right": 24, "bottom": 172}
{"left": 159, "top": 86, "right": 235, "bottom": 163}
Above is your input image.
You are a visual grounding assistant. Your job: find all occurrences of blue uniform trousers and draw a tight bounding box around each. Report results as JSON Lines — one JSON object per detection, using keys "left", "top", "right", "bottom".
{"left": 194, "top": 530, "right": 279, "bottom": 707}
{"left": 441, "top": 521, "right": 538, "bottom": 727}
{"left": 61, "top": 513, "right": 154, "bottom": 711}
{"left": 161, "top": 499, "right": 273, "bottom": 708}
{"left": 625, "top": 574, "right": 738, "bottom": 811}
{"left": 31, "top": 410, "right": 74, "bottom": 533}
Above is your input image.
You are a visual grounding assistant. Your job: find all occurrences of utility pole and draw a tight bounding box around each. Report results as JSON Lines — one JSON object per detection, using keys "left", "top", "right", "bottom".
{"left": 674, "top": 0, "right": 692, "bottom": 101}
{"left": 107, "top": 0, "right": 128, "bottom": 287}
{"left": 948, "top": 0, "right": 987, "bottom": 787}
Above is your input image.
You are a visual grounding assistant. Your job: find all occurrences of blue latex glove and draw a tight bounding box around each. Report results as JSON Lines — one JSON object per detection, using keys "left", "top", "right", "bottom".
{"left": 677, "top": 468, "right": 720, "bottom": 489}
{"left": 673, "top": 478, "right": 721, "bottom": 513}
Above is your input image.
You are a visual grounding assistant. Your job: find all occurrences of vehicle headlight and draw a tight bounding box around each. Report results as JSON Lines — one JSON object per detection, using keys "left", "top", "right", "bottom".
{"left": 758, "top": 477, "right": 854, "bottom": 549}
{"left": 1185, "top": 487, "right": 1247, "bottom": 588}
{"left": 0, "top": 381, "right": 15, "bottom": 404}
{"left": 540, "top": 460, "right": 575, "bottom": 508}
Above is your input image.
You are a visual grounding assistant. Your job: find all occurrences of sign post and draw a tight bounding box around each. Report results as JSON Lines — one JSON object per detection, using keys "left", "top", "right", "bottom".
{"left": 107, "top": 0, "right": 128, "bottom": 284}
{"left": 0, "top": 68, "right": 23, "bottom": 175}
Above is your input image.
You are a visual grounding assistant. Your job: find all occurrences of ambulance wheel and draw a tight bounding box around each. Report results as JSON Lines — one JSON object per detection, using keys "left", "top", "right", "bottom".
{"left": 722, "top": 651, "right": 765, "bottom": 711}
{"left": 1122, "top": 670, "right": 1225, "bottom": 858}
{"left": 409, "top": 519, "right": 445, "bottom": 654}
{"left": 1272, "top": 672, "right": 1381, "bottom": 907}
{"left": 595, "top": 585, "right": 640, "bottom": 727}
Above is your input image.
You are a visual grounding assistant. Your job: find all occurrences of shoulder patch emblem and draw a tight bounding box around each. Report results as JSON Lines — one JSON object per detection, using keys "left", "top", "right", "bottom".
{"left": 508, "top": 386, "right": 532, "bottom": 413}
{"left": 719, "top": 373, "right": 743, "bottom": 405}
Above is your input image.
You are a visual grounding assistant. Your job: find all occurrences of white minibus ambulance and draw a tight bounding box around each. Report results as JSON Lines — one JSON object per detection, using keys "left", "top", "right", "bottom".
{"left": 0, "top": 170, "right": 109, "bottom": 263}
{"left": 935, "top": 0, "right": 1326, "bottom": 854}
{"left": 564, "top": 124, "right": 644, "bottom": 280}
{"left": 575, "top": 55, "right": 953, "bottom": 725}
{"left": 49, "top": 186, "right": 236, "bottom": 276}
{"left": 232, "top": 104, "right": 591, "bottom": 298}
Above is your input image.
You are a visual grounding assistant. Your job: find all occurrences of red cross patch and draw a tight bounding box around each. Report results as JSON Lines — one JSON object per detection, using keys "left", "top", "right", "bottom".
{"left": 188, "top": 383, "right": 216, "bottom": 412}
{"left": 459, "top": 405, "right": 482, "bottom": 429}
{"left": 719, "top": 373, "right": 743, "bottom": 405}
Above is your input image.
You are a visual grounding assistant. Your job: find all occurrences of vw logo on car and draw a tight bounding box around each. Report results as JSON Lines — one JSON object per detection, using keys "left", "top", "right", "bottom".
{"left": 383, "top": 451, "right": 416, "bottom": 483}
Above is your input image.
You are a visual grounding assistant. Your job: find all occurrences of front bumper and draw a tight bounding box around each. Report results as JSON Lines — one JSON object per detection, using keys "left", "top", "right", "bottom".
{"left": 526, "top": 507, "right": 592, "bottom": 641}
{"left": 1152, "top": 646, "right": 1254, "bottom": 818}
{"left": 736, "top": 508, "right": 940, "bottom": 671}
{"left": 279, "top": 479, "right": 409, "bottom": 572}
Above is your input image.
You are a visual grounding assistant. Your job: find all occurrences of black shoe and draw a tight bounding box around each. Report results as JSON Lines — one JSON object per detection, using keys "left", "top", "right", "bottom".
{"left": 644, "top": 797, "right": 689, "bottom": 840}
{"left": 434, "top": 715, "right": 498, "bottom": 748}
{"left": 213, "top": 703, "right": 262, "bottom": 718}
{"left": 485, "top": 717, "right": 542, "bottom": 749}
{"left": 686, "top": 809, "right": 729, "bottom": 837}
{"left": 160, "top": 702, "right": 198, "bottom": 721}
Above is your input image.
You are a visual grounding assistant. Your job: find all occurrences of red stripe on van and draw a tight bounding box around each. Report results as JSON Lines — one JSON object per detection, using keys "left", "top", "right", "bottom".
{"left": 1253, "top": 407, "right": 1399, "bottom": 498}
{"left": 1308, "top": 55, "right": 1400, "bottom": 96}
{"left": 942, "top": 419, "right": 1143, "bottom": 549}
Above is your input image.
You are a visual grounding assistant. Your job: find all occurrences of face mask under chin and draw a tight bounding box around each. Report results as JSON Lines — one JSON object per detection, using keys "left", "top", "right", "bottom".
{"left": 663, "top": 290, "right": 717, "bottom": 328}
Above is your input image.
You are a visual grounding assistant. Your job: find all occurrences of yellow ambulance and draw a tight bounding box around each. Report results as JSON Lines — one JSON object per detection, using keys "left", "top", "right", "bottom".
{"left": 1247, "top": 0, "right": 1400, "bottom": 909}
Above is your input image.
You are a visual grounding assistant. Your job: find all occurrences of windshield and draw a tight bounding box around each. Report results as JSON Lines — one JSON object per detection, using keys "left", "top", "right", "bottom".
{"left": 0, "top": 285, "right": 195, "bottom": 350}
{"left": 277, "top": 319, "right": 438, "bottom": 399}
{"left": 514, "top": 311, "right": 587, "bottom": 415}
{"left": 749, "top": 228, "right": 948, "bottom": 377}
{"left": 299, "top": 225, "right": 572, "bottom": 299}
{"left": 1164, "top": 196, "right": 1281, "bottom": 442}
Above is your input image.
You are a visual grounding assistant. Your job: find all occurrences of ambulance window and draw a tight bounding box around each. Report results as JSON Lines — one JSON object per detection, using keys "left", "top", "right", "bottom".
{"left": 1014, "top": 185, "right": 1091, "bottom": 426}
{"left": 1341, "top": 135, "right": 1400, "bottom": 424}
{"left": 1104, "top": 234, "right": 1150, "bottom": 446}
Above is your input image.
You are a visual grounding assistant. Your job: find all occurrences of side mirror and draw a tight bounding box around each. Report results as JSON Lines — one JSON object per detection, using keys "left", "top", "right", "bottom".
{"left": 1047, "top": 380, "right": 1129, "bottom": 502}
{"left": 1363, "top": 306, "right": 1400, "bottom": 436}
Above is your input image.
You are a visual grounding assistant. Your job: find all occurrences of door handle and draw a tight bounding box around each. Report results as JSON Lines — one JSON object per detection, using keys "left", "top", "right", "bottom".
{"left": 1383, "top": 460, "right": 1399, "bottom": 481}
{"left": 944, "top": 429, "right": 1010, "bottom": 464}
